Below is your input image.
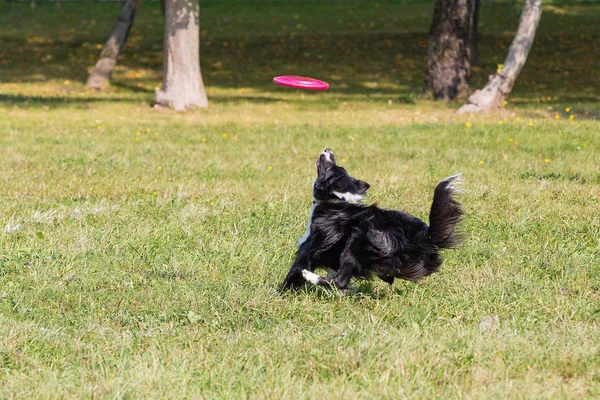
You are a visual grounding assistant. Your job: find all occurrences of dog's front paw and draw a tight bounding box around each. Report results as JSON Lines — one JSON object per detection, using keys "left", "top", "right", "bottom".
{"left": 302, "top": 269, "right": 328, "bottom": 286}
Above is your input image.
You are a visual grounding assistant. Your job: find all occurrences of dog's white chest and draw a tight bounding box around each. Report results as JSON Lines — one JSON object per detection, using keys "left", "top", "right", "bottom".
{"left": 297, "top": 203, "right": 316, "bottom": 247}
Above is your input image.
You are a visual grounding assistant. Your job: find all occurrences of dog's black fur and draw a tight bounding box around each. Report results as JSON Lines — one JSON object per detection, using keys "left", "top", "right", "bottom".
{"left": 280, "top": 149, "right": 463, "bottom": 291}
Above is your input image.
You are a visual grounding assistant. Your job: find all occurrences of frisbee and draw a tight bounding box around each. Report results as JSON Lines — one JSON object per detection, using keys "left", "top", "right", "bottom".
{"left": 273, "top": 75, "right": 329, "bottom": 90}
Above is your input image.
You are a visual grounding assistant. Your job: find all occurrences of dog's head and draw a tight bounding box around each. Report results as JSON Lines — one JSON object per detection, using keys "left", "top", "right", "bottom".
{"left": 313, "top": 148, "right": 370, "bottom": 202}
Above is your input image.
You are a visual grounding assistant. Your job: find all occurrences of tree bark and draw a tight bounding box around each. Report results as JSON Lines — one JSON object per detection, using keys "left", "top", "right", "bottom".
{"left": 86, "top": 0, "right": 141, "bottom": 90}
{"left": 470, "top": 0, "right": 481, "bottom": 66}
{"left": 424, "top": 0, "right": 475, "bottom": 101}
{"left": 457, "top": 0, "right": 542, "bottom": 114}
{"left": 154, "top": 0, "right": 208, "bottom": 111}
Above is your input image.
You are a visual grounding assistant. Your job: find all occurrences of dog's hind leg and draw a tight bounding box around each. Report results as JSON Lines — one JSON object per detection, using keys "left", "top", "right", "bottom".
{"left": 330, "top": 251, "right": 360, "bottom": 289}
{"left": 326, "top": 233, "right": 365, "bottom": 290}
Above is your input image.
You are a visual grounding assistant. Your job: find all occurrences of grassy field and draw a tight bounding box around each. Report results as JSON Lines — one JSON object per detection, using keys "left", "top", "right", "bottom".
{"left": 1, "top": 1, "right": 599, "bottom": 398}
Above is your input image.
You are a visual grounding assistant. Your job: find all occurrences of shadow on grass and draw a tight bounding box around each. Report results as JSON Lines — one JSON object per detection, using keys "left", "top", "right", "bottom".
{"left": 0, "top": 88, "right": 419, "bottom": 110}
{"left": 0, "top": 93, "right": 140, "bottom": 108}
{"left": 111, "top": 81, "right": 156, "bottom": 94}
{"left": 278, "top": 279, "right": 404, "bottom": 300}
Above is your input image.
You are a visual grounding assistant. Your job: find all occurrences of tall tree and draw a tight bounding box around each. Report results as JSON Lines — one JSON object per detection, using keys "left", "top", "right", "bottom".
{"left": 424, "top": 0, "right": 475, "bottom": 101}
{"left": 154, "top": 0, "right": 208, "bottom": 111}
{"left": 86, "top": 0, "right": 142, "bottom": 90}
{"left": 457, "top": 0, "right": 542, "bottom": 114}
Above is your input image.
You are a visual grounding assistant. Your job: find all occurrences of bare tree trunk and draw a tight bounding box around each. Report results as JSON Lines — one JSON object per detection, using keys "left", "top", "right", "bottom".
{"left": 154, "top": 0, "right": 208, "bottom": 111}
{"left": 470, "top": 0, "right": 481, "bottom": 66}
{"left": 86, "top": 0, "right": 141, "bottom": 90}
{"left": 457, "top": 0, "right": 542, "bottom": 114}
{"left": 424, "top": 0, "right": 475, "bottom": 101}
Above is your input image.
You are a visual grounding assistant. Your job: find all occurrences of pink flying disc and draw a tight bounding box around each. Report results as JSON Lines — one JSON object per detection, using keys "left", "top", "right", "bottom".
{"left": 273, "top": 75, "right": 329, "bottom": 90}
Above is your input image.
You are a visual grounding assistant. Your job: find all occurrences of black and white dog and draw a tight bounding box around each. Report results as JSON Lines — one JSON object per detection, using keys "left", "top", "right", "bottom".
{"left": 280, "top": 148, "right": 463, "bottom": 291}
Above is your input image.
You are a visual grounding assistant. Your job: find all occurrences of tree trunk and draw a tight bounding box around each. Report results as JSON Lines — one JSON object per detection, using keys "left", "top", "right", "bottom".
{"left": 154, "top": 0, "right": 208, "bottom": 111}
{"left": 457, "top": 0, "right": 542, "bottom": 114}
{"left": 470, "top": 0, "right": 481, "bottom": 66}
{"left": 86, "top": 0, "right": 141, "bottom": 90}
{"left": 424, "top": 0, "right": 475, "bottom": 101}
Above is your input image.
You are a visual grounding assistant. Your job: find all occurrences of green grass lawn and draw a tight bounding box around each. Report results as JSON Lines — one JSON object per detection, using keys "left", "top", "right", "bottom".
{"left": 1, "top": 1, "right": 599, "bottom": 398}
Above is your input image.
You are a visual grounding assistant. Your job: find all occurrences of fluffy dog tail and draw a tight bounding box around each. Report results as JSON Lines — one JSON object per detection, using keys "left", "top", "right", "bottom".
{"left": 427, "top": 174, "right": 464, "bottom": 249}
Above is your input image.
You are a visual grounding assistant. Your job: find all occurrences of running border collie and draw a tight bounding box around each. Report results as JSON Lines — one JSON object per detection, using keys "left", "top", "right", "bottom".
{"left": 280, "top": 148, "right": 463, "bottom": 291}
